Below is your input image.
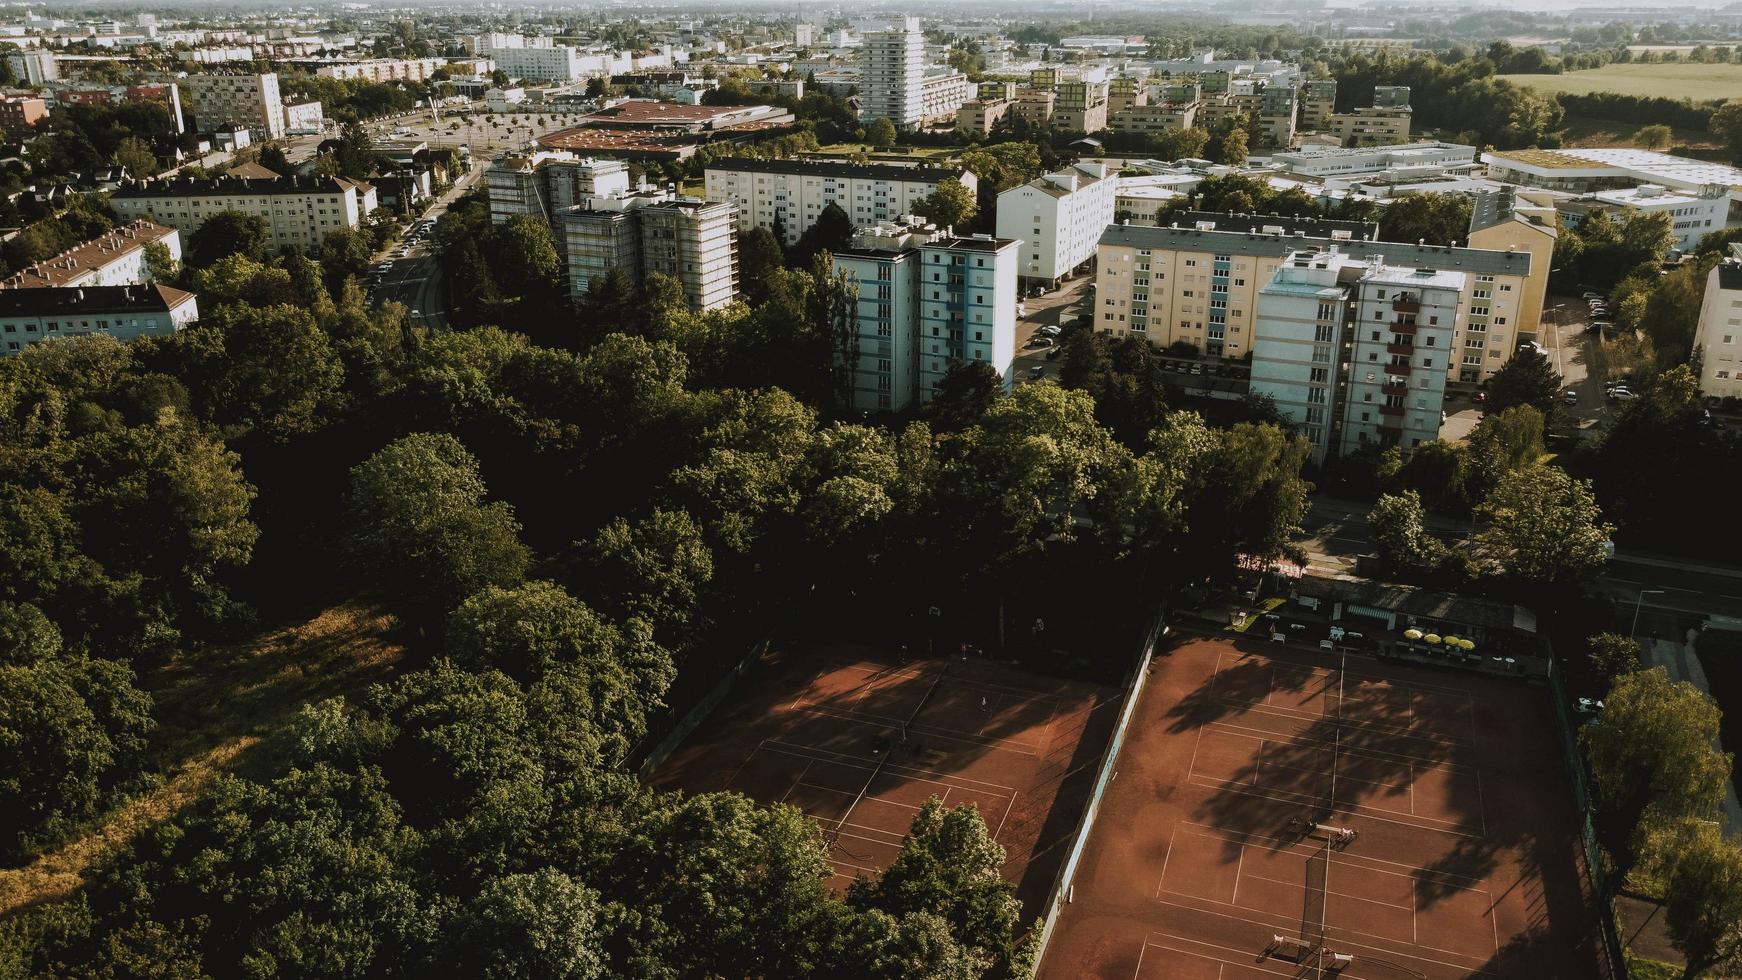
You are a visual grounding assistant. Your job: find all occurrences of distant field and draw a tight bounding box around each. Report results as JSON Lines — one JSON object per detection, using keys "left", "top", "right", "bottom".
{"left": 1501, "top": 63, "right": 1742, "bottom": 101}
{"left": 1556, "top": 114, "right": 1720, "bottom": 151}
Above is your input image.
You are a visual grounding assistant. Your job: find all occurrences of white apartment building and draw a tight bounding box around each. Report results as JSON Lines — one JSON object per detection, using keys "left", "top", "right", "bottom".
{"left": 637, "top": 198, "right": 739, "bottom": 311}
{"left": 995, "top": 162, "right": 1117, "bottom": 287}
{"left": 704, "top": 158, "right": 977, "bottom": 248}
{"left": 110, "top": 175, "right": 377, "bottom": 252}
{"left": 1695, "top": 253, "right": 1742, "bottom": 400}
{"left": 182, "top": 72, "right": 285, "bottom": 138}
{"left": 859, "top": 16, "right": 925, "bottom": 128}
{"left": 1249, "top": 248, "right": 1461, "bottom": 462}
{"left": 483, "top": 37, "right": 585, "bottom": 83}
{"left": 920, "top": 71, "right": 971, "bottom": 123}
{"left": 1585, "top": 183, "right": 1727, "bottom": 252}
{"left": 835, "top": 222, "right": 1021, "bottom": 410}
{"left": 0, "top": 284, "right": 199, "bottom": 356}
{"left": 486, "top": 152, "right": 631, "bottom": 225}
{"left": 0, "top": 220, "right": 181, "bottom": 290}
{"left": 316, "top": 58, "right": 447, "bottom": 83}
{"left": 1267, "top": 142, "right": 1479, "bottom": 180}
{"left": 281, "top": 100, "right": 324, "bottom": 134}
{"left": 7, "top": 49, "right": 56, "bottom": 84}
{"left": 1094, "top": 213, "right": 1537, "bottom": 382}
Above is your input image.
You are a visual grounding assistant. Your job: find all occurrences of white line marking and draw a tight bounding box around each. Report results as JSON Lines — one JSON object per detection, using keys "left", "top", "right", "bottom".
{"left": 1232, "top": 843, "right": 1245, "bottom": 904}
{"left": 1151, "top": 896, "right": 1501, "bottom": 973}
{"left": 1155, "top": 825, "right": 1179, "bottom": 900}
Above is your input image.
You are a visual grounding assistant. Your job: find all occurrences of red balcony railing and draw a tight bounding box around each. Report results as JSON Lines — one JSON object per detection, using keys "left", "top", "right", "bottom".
{"left": 1381, "top": 382, "right": 1408, "bottom": 397}
{"left": 1392, "top": 296, "right": 1421, "bottom": 314}
{"left": 1386, "top": 342, "right": 1414, "bottom": 356}
{"left": 1390, "top": 319, "right": 1418, "bottom": 334}
{"left": 1387, "top": 359, "right": 1414, "bottom": 375}
{"left": 1379, "top": 403, "right": 1406, "bottom": 417}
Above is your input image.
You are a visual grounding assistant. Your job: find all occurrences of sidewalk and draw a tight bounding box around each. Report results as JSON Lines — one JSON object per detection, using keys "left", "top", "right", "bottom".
{"left": 1644, "top": 635, "right": 1742, "bottom": 836}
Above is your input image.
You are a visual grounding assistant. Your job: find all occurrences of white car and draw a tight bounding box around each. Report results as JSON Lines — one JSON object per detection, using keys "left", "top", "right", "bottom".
{"left": 1608, "top": 387, "right": 1639, "bottom": 401}
{"left": 1038, "top": 325, "right": 1062, "bottom": 338}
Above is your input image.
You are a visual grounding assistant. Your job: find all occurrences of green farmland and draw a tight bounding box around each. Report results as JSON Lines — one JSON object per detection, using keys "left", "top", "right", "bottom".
{"left": 1500, "top": 63, "right": 1742, "bottom": 101}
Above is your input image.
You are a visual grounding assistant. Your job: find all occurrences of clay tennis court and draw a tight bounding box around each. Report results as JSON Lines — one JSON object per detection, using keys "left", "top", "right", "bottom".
{"left": 649, "top": 641, "right": 1121, "bottom": 914}
{"left": 1038, "top": 635, "right": 1607, "bottom": 980}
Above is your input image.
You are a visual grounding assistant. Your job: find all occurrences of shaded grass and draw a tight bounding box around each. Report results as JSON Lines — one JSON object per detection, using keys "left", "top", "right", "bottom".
{"left": 0, "top": 602, "right": 404, "bottom": 916}
{"left": 1556, "top": 114, "right": 1719, "bottom": 151}
{"left": 1693, "top": 628, "right": 1742, "bottom": 772}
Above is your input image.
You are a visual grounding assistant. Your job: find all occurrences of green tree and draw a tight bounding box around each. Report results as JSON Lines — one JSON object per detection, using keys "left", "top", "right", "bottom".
{"left": 1583, "top": 668, "right": 1731, "bottom": 831}
{"left": 738, "top": 226, "right": 786, "bottom": 304}
{"left": 257, "top": 143, "right": 292, "bottom": 176}
{"left": 911, "top": 179, "right": 978, "bottom": 231}
{"left": 141, "top": 240, "right": 178, "bottom": 283}
{"left": 1634, "top": 123, "right": 1673, "bottom": 149}
{"left": 1475, "top": 464, "right": 1612, "bottom": 585}
{"left": 156, "top": 304, "right": 344, "bottom": 442}
{"left": 1485, "top": 347, "right": 1563, "bottom": 415}
{"left": 865, "top": 117, "right": 899, "bottom": 149}
{"left": 580, "top": 508, "right": 714, "bottom": 634}
{"left": 925, "top": 360, "right": 1003, "bottom": 432}
{"left": 959, "top": 142, "right": 1043, "bottom": 192}
{"left": 852, "top": 798, "right": 1022, "bottom": 970}
{"left": 462, "top": 870, "right": 605, "bottom": 980}
{"left": 1588, "top": 632, "right": 1644, "bottom": 686}
{"left": 1369, "top": 491, "right": 1448, "bottom": 573}
{"left": 791, "top": 203, "right": 855, "bottom": 269}
{"left": 1659, "top": 821, "right": 1742, "bottom": 979}
{"left": 185, "top": 210, "right": 270, "bottom": 268}
{"left": 1377, "top": 193, "right": 1474, "bottom": 247}
{"left": 343, "top": 433, "right": 530, "bottom": 623}
{"left": 112, "top": 135, "right": 157, "bottom": 177}
{"left": 1711, "top": 100, "right": 1742, "bottom": 163}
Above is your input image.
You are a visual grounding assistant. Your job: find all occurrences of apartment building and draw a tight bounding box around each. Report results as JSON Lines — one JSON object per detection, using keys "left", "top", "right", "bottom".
{"left": 1328, "top": 104, "right": 1413, "bottom": 147}
{"left": 956, "top": 98, "right": 1011, "bottom": 137}
{"left": 0, "top": 220, "right": 181, "bottom": 290}
{"left": 860, "top": 16, "right": 925, "bottom": 128}
{"left": 1582, "top": 183, "right": 1728, "bottom": 251}
{"left": 1259, "top": 84, "right": 1298, "bottom": 149}
{"left": 480, "top": 36, "right": 586, "bottom": 83}
{"left": 561, "top": 196, "right": 649, "bottom": 299}
{"left": 1695, "top": 251, "right": 1742, "bottom": 400}
{"left": 1466, "top": 187, "right": 1557, "bottom": 352}
{"left": 281, "top": 100, "right": 324, "bottom": 134}
{"left": 110, "top": 175, "right": 377, "bottom": 251}
{"left": 1299, "top": 80, "right": 1337, "bottom": 132}
{"left": 920, "top": 71, "right": 971, "bottom": 123}
{"left": 7, "top": 49, "right": 57, "bottom": 84}
{"left": 182, "top": 72, "right": 284, "bottom": 138}
{"left": 486, "top": 151, "right": 632, "bottom": 225}
{"left": 316, "top": 58, "right": 447, "bottom": 83}
{"left": 1108, "top": 76, "right": 1147, "bottom": 114}
{"left": 704, "top": 158, "right": 976, "bottom": 247}
{"left": 1108, "top": 100, "right": 1198, "bottom": 137}
{"left": 1093, "top": 212, "right": 1537, "bottom": 381}
{"left": 0, "top": 96, "right": 47, "bottom": 131}
{"left": 0, "top": 284, "right": 200, "bottom": 356}
{"left": 1053, "top": 79, "right": 1109, "bottom": 135}
{"left": 637, "top": 198, "right": 739, "bottom": 311}
{"left": 995, "top": 162, "right": 1117, "bottom": 287}
{"left": 834, "top": 223, "right": 1019, "bottom": 410}
{"left": 1012, "top": 88, "right": 1056, "bottom": 128}
{"left": 1249, "top": 247, "right": 1461, "bottom": 461}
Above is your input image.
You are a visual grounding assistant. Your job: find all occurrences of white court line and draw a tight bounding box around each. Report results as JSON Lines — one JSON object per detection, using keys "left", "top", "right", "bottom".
{"left": 1141, "top": 932, "right": 1335, "bottom": 980}
{"left": 1209, "top": 696, "right": 1475, "bottom": 748}
{"left": 1232, "top": 843, "right": 1245, "bottom": 904}
{"left": 786, "top": 701, "right": 1045, "bottom": 755}
{"left": 1155, "top": 825, "right": 1179, "bottom": 900}
{"left": 1183, "top": 776, "right": 1487, "bottom": 839}
{"left": 1476, "top": 768, "right": 1489, "bottom": 835}
{"left": 1152, "top": 896, "right": 1502, "bottom": 975}
{"left": 991, "top": 788, "right": 1018, "bottom": 843}
{"left": 779, "top": 760, "right": 815, "bottom": 804}
{"left": 1176, "top": 822, "right": 1492, "bottom": 889}
{"left": 1236, "top": 868, "right": 1413, "bottom": 911}
{"left": 1203, "top": 718, "right": 1480, "bottom": 774}
{"left": 760, "top": 739, "right": 1020, "bottom": 793}
{"left": 1130, "top": 938, "right": 1147, "bottom": 980}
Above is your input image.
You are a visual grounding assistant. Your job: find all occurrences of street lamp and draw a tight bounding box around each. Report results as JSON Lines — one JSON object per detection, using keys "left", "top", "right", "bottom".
{"left": 1632, "top": 589, "right": 1666, "bottom": 638}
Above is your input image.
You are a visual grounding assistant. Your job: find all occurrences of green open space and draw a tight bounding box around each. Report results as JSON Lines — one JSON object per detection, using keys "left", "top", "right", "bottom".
{"left": 1501, "top": 63, "right": 1742, "bottom": 101}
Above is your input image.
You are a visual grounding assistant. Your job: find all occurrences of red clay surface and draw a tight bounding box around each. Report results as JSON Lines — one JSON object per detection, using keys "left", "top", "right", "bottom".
{"left": 649, "top": 642, "right": 1121, "bottom": 915}
{"left": 1038, "top": 635, "right": 1608, "bottom": 980}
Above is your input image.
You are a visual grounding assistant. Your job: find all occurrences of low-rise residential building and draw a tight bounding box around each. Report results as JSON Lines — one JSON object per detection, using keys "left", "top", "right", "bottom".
{"left": 704, "top": 157, "right": 976, "bottom": 248}
{"left": 0, "top": 220, "right": 180, "bottom": 290}
{"left": 1093, "top": 212, "right": 1538, "bottom": 382}
{"left": 110, "top": 174, "right": 377, "bottom": 251}
{"left": 1696, "top": 250, "right": 1742, "bottom": 400}
{"left": 995, "top": 162, "right": 1117, "bottom": 287}
{"left": 1583, "top": 183, "right": 1727, "bottom": 251}
{"left": 1108, "top": 100, "right": 1198, "bottom": 138}
{"left": 0, "top": 96, "right": 47, "bottom": 131}
{"left": 315, "top": 58, "right": 447, "bottom": 83}
{"left": 835, "top": 219, "right": 1021, "bottom": 410}
{"left": 1328, "top": 104, "right": 1413, "bottom": 147}
{"left": 956, "top": 98, "right": 1011, "bottom": 137}
{"left": 1249, "top": 247, "right": 1461, "bottom": 461}
{"left": 0, "top": 283, "right": 199, "bottom": 355}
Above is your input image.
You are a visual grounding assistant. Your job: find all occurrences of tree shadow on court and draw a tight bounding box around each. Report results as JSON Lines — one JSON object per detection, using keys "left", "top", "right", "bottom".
{"left": 1171, "top": 652, "right": 1518, "bottom": 912}
{"left": 1468, "top": 916, "right": 1610, "bottom": 980}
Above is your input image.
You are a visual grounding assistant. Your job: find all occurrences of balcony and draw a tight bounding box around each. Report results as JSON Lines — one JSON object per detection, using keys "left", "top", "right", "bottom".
{"left": 1381, "top": 382, "right": 1408, "bottom": 397}
{"left": 1386, "top": 342, "right": 1415, "bottom": 357}
{"left": 1392, "top": 296, "right": 1421, "bottom": 314}
{"left": 1379, "top": 403, "right": 1406, "bottom": 418}
{"left": 1386, "top": 359, "right": 1414, "bottom": 376}
{"left": 1390, "top": 319, "right": 1417, "bottom": 334}
{"left": 1378, "top": 423, "right": 1404, "bottom": 439}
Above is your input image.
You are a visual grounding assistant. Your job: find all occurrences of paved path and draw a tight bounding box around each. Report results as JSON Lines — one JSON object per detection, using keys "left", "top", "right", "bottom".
{"left": 1645, "top": 634, "right": 1742, "bottom": 836}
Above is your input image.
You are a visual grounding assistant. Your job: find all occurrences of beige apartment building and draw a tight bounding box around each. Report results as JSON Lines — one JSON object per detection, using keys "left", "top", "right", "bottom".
{"left": 181, "top": 72, "right": 284, "bottom": 138}
{"left": 637, "top": 198, "right": 739, "bottom": 311}
{"left": 1093, "top": 212, "right": 1540, "bottom": 382}
{"left": 1108, "top": 101, "right": 1198, "bottom": 137}
{"left": 956, "top": 98, "right": 1011, "bottom": 137}
{"left": 316, "top": 58, "right": 447, "bottom": 83}
{"left": 110, "top": 175, "right": 377, "bottom": 252}
{"left": 1328, "top": 106, "right": 1412, "bottom": 147}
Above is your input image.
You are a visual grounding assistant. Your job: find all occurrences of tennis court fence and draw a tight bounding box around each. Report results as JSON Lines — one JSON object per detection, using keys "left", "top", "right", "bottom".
{"left": 1546, "top": 663, "right": 1627, "bottom": 980}
{"left": 1025, "top": 608, "right": 1167, "bottom": 971}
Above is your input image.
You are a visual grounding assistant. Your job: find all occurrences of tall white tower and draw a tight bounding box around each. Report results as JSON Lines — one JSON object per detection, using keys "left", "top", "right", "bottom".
{"left": 860, "top": 16, "right": 925, "bottom": 129}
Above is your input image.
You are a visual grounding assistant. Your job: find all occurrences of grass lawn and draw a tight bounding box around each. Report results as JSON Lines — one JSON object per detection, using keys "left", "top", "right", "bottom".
{"left": 0, "top": 602, "right": 404, "bottom": 916}
{"left": 1556, "top": 113, "right": 1720, "bottom": 152}
{"left": 1502, "top": 63, "right": 1742, "bottom": 101}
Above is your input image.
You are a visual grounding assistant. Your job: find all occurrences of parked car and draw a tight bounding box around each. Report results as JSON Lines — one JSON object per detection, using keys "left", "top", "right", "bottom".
{"left": 1583, "top": 291, "right": 1604, "bottom": 301}
{"left": 1028, "top": 365, "right": 1046, "bottom": 380}
{"left": 1045, "top": 347, "right": 1062, "bottom": 361}
{"left": 1608, "top": 387, "right": 1639, "bottom": 402}
{"left": 1589, "top": 320, "right": 1612, "bottom": 333}
{"left": 1564, "top": 388, "right": 1579, "bottom": 405}
{"left": 1038, "top": 324, "right": 1062, "bottom": 337}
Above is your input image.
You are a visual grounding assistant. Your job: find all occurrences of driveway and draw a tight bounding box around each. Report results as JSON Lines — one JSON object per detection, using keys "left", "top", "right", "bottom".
{"left": 1011, "top": 277, "right": 1091, "bottom": 385}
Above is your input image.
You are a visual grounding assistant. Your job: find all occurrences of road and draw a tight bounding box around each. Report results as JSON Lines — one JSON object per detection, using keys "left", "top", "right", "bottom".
{"left": 1010, "top": 277, "right": 1093, "bottom": 384}
{"left": 1300, "top": 495, "right": 1742, "bottom": 625}
{"left": 367, "top": 166, "right": 486, "bottom": 328}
